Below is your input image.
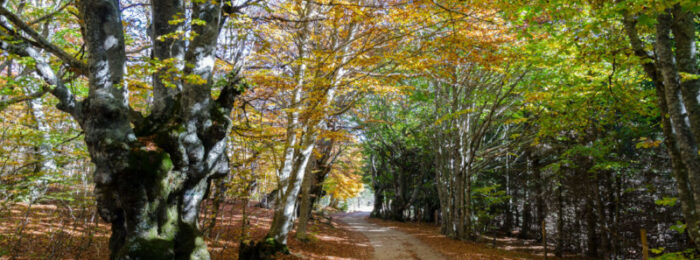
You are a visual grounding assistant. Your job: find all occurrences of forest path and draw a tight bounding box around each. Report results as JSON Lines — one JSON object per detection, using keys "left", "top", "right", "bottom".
{"left": 340, "top": 212, "right": 446, "bottom": 260}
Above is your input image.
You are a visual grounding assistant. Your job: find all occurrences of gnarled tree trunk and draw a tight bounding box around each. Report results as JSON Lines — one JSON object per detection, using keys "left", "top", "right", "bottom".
{"left": 0, "top": 0, "right": 248, "bottom": 258}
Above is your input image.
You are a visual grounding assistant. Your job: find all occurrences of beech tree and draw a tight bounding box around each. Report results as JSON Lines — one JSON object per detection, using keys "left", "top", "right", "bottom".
{"left": 361, "top": 0, "right": 692, "bottom": 258}
{"left": 0, "top": 0, "right": 256, "bottom": 258}
{"left": 622, "top": 3, "right": 700, "bottom": 249}
{"left": 1, "top": 0, "right": 696, "bottom": 259}
{"left": 505, "top": 0, "right": 700, "bottom": 251}
{"left": 240, "top": 0, "right": 393, "bottom": 256}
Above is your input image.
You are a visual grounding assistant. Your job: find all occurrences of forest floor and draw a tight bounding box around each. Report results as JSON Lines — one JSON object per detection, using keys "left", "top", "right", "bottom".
{"left": 0, "top": 200, "right": 373, "bottom": 259}
{"left": 0, "top": 200, "right": 588, "bottom": 260}
{"left": 365, "top": 215, "right": 572, "bottom": 260}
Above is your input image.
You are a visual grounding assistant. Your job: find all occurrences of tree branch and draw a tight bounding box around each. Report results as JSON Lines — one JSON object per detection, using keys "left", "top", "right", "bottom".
{"left": 222, "top": 0, "right": 261, "bottom": 15}
{"left": 0, "top": 6, "right": 88, "bottom": 74}
{"left": 183, "top": 0, "right": 225, "bottom": 90}
{"left": 150, "top": 0, "right": 185, "bottom": 119}
{"left": 622, "top": 12, "right": 654, "bottom": 65}
{"left": 216, "top": 70, "right": 248, "bottom": 113}
{"left": 0, "top": 85, "right": 49, "bottom": 111}
{"left": 28, "top": 1, "right": 71, "bottom": 25}
{"left": 0, "top": 38, "right": 80, "bottom": 117}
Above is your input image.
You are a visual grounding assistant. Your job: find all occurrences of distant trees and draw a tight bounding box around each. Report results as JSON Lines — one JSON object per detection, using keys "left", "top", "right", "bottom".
{"left": 430, "top": 62, "right": 524, "bottom": 240}
{"left": 622, "top": 4, "right": 700, "bottom": 249}
{"left": 362, "top": 0, "right": 696, "bottom": 259}
{"left": 361, "top": 93, "right": 438, "bottom": 222}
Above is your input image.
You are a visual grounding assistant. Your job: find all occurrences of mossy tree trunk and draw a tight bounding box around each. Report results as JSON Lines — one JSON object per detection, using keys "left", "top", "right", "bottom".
{"left": 0, "top": 0, "right": 250, "bottom": 258}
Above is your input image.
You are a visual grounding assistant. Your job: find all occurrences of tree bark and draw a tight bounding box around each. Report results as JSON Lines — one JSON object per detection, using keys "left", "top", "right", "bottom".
{"left": 268, "top": 131, "right": 316, "bottom": 245}
{"left": 297, "top": 136, "right": 337, "bottom": 238}
{"left": 295, "top": 156, "right": 317, "bottom": 240}
{"left": 556, "top": 183, "right": 564, "bottom": 257}
{"left": 0, "top": 0, "right": 248, "bottom": 258}
{"left": 520, "top": 192, "right": 531, "bottom": 239}
{"left": 623, "top": 9, "right": 700, "bottom": 250}
{"left": 585, "top": 194, "right": 598, "bottom": 258}
{"left": 534, "top": 156, "right": 545, "bottom": 242}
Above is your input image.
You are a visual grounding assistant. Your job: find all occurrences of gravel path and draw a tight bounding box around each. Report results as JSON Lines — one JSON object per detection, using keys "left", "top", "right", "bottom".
{"left": 341, "top": 212, "right": 446, "bottom": 260}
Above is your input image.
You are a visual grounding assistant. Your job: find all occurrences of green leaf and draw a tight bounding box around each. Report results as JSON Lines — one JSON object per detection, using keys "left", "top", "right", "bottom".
{"left": 655, "top": 197, "right": 677, "bottom": 207}
{"left": 651, "top": 247, "right": 665, "bottom": 254}
{"left": 637, "top": 14, "right": 657, "bottom": 26}
{"left": 670, "top": 221, "right": 687, "bottom": 233}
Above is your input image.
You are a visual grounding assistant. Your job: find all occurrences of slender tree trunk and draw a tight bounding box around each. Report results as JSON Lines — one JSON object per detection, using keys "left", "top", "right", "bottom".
{"left": 556, "top": 184, "right": 564, "bottom": 257}
{"left": 25, "top": 83, "right": 57, "bottom": 203}
{"left": 594, "top": 173, "right": 610, "bottom": 258}
{"left": 464, "top": 167, "right": 472, "bottom": 239}
{"left": 534, "top": 156, "right": 545, "bottom": 242}
{"left": 585, "top": 195, "right": 598, "bottom": 258}
{"left": 521, "top": 198, "right": 531, "bottom": 239}
{"left": 520, "top": 159, "right": 531, "bottom": 240}
{"left": 513, "top": 182, "right": 520, "bottom": 232}
{"left": 295, "top": 159, "right": 316, "bottom": 240}
{"left": 504, "top": 154, "right": 513, "bottom": 234}
{"left": 268, "top": 132, "right": 316, "bottom": 244}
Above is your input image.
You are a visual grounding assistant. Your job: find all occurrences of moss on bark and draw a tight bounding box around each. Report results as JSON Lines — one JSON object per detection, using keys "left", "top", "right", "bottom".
{"left": 115, "top": 237, "right": 175, "bottom": 260}
{"left": 239, "top": 236, "right": 290, "bottom": 260}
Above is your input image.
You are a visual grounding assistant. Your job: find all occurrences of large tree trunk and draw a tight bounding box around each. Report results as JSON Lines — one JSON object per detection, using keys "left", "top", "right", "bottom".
{"left": 269, "top": 133, "right": 316, "bottom": 243}
{"left": 370, "top": 155, "right": 384, "bottom": 218}
{"left": 623, "top": 8, "right": 700, "bottom": 250}
{"left": 241, "top": 124, "right": 319, "bottom": 259}
{"left": 0, "top": 0, "right": 243, "bottom": 256}
{"left": 0, "top": 0, "right": 245, "bottom": 258}
{"left": 669, "top": 7, "right": 700, "bottom": 154}
{"left": 79, "top": 0, "right": 245, "bottom": 258}
{"left": 259, "top": 1, "right": 351, "bottom": 249}
{"left": 242, "top": 4, "right": 316, "bottom": 254}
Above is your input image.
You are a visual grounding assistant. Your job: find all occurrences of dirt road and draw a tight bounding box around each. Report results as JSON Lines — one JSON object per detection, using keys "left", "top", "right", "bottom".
{"left": 340, "top": 212, "right": 446, "bottom": 260}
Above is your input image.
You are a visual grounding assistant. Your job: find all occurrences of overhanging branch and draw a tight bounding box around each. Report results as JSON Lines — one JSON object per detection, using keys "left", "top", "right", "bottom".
{"left": 0, "top": 6, "right": 88, "bottom": 74}
{"left": 0, "top": 38, "right": 80, "bottom": 118}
